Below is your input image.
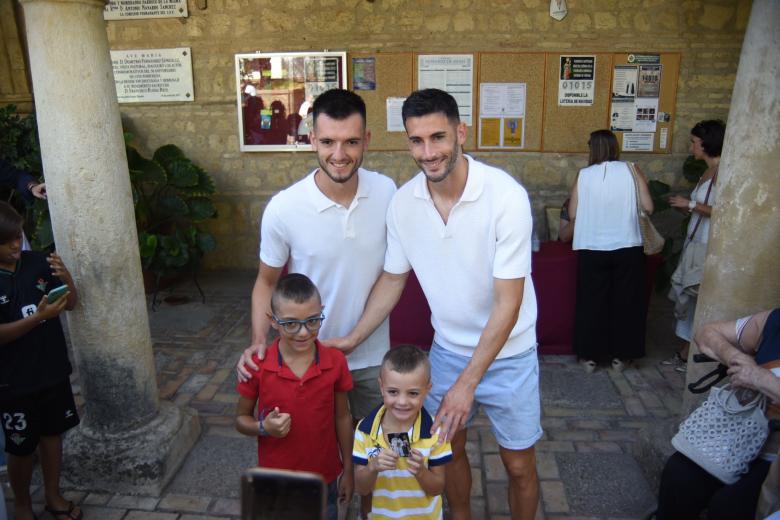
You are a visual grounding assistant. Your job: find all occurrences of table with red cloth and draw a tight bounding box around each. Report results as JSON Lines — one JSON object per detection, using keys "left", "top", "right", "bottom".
{"left": 389, "top": 242, "right": 662, "bottom": 355}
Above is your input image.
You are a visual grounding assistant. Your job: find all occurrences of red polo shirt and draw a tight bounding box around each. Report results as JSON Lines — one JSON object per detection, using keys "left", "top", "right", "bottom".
{"left": 236, "top": 338, "right": 353, "bottom": 483}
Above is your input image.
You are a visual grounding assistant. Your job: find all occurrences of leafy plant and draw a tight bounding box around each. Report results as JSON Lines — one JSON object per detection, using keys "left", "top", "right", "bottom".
{"left": 0, "top": 104, "right": 218, "bottom": 285}
{"left": 126, "top": 134, "right": 217, "bottom": 281}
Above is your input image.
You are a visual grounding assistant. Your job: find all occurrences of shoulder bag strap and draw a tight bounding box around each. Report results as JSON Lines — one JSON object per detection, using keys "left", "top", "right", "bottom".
{"left": 688, "top": 167, "right": 718, "bottom": 241}
{"left": 627, "top": 162, "right": 644, "bottom": 216}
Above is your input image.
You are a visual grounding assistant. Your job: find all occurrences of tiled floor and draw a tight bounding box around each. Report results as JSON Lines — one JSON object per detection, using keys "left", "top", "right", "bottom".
{"left": 2, "top": 271, "right": 685, "bottom": 519}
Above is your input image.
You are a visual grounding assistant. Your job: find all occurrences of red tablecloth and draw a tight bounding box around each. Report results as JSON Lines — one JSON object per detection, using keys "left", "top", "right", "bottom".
{"left": 390, "top": 270, "right": 434, "bottom": 349}
{"left": 383, "top": 242, "right": 662, "bottom": 355}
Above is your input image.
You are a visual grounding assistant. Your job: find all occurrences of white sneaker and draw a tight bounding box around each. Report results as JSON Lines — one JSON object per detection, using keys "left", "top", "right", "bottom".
{"left": 661, "top": 353, "right": 684, "bottom": 366}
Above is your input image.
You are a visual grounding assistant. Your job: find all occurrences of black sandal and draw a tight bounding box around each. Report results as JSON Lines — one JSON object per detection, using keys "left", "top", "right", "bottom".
{"left": 44, "top": 501, "right": 83, "bottom": 520}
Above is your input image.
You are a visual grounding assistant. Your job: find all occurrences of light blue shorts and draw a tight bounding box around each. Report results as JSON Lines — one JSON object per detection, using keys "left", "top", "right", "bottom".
{"left": 425, "top": 342, "right": 543, "bottom": 450}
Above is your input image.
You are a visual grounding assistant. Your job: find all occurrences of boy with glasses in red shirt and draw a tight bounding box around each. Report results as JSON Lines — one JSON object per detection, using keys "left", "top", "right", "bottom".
{"left": 236, "top": 273, "right": 353, "bottom": 520}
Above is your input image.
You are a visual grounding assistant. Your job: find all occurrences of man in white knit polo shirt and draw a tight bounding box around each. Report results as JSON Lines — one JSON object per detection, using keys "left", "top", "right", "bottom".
{"left": 236, "top": 89, "right": 396, "bottom": 425}
{"left": 329, "top": 89, "right": 541, "bottom": 520}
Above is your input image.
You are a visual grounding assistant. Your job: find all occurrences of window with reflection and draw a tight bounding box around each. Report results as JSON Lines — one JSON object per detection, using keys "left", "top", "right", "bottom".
{"left": 235, "top": 52, "right": 346, "bottom": 152}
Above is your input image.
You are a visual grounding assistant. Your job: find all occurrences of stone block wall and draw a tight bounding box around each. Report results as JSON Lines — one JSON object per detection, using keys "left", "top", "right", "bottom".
{"left": 3, "top": 0, "right": 752, "bottom": 269}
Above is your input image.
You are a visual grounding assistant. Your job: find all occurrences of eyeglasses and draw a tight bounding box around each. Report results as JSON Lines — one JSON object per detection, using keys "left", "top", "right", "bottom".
{"left": 272, "top": 313, "right": 325, "bottom": 334}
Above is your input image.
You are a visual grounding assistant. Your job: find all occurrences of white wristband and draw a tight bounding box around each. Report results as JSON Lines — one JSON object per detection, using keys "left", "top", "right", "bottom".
{"left": 688, "top": 199, "right": 696, "bottom": 211}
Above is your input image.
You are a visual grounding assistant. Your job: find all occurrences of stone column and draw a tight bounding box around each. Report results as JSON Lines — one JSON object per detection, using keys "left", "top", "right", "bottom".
{"left": 19, "top": 0, "right": 199, "bottom": 494}
{"left": 682, "top": 0, "right": 780, "bottom": 414}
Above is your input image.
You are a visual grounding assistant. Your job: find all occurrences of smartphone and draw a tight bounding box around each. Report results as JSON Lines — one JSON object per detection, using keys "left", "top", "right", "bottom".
{"left": 240, "top": 467, "right": 326, "bottom": 520}
{"left": 47, "top": 284, "right": 69, "bottom": 303}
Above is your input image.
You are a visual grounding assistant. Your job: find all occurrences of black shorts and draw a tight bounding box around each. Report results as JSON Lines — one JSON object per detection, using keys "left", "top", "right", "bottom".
{"left": 1, "top": 379, "right": 80, "bottom": 456}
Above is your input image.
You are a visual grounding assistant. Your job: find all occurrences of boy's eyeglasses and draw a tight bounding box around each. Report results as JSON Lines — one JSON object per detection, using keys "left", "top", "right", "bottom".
{"left": 272, "top": 313, "right": 325, "bottom": 334}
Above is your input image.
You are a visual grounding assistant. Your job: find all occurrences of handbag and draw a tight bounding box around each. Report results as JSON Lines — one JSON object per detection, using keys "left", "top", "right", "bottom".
{"left": 627, "top": 162, "right": 664, "bottom": 255}
{"left": 671, "top": 384, "right": 769, "bottom": 484}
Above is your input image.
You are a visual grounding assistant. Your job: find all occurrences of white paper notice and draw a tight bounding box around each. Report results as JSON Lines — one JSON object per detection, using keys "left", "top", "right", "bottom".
{"left": 418, "top": 55, "right": 474, "bottom": 125}
{"left": 610, "top": 99, "right": 635, "bottom": 132}
{"left": 623, "top": 132, "right": 654, "bottom": 152}
{"left": 634, "top": 98, "right": 659, "bottom": 132}
{"left": 386, "top": 97, "right": 406, "bottom": 132}
{"left": 479, "top": 83, "right": 526, "bottom": 117}
{"left": 111, "top": 47, "right": 193, "bottom": 103}
{"left": 612, "top": 65, "right": 638, "bottom": 99}
{"left": 659, "top": 127, "right": 669, "bottom": 149}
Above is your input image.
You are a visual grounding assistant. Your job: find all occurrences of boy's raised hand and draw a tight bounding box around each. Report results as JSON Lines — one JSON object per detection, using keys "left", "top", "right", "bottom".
{"left": 35, "top": 293, "right": 69, "bottom": 321}
{"left": 262, "top": 407, "right": 291, "bottom": 438}
{"left": 406, "top": 448, "right": 425, "bottom": 476}
{"left": 367, "top": 448, "right": 398, "bottom": 473}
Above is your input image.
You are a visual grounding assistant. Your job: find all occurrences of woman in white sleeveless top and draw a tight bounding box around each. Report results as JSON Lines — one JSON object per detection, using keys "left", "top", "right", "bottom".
{"left": 665, "top": 120, "right": 725, "bottom": 372}
{"left": 568, "top": 130, "right": 654, "bottom": 373}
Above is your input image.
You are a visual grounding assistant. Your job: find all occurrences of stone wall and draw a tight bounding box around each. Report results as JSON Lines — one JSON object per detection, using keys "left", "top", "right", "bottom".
{"left": 3, "top": 0, "right": 751, "bottom": 269}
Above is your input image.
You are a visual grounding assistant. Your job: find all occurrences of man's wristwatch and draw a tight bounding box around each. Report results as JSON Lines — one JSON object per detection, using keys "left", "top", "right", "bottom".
{"left": 688, "top": 199, "right": 696, "bottom": 211}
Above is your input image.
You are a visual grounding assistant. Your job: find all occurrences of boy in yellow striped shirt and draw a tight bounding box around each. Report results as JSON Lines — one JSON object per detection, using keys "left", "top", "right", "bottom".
{"left": 353, "top": 345, "right": 452, "bottom": 519}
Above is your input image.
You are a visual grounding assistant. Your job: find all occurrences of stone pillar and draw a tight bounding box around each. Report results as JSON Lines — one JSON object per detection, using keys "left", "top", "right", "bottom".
{"left": 19, "top": 0, "right": 199, "bottom": 494}
{"left": 682, "top": 0, "right": 780, "bottom": 414}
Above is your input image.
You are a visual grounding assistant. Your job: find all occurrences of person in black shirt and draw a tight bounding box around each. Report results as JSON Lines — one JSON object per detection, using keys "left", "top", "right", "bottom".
{"left": 0, "top": 158, "right": 47, "bottom": 203}
{"left": 0, "top": 202, "right": 81, "bottom": 520}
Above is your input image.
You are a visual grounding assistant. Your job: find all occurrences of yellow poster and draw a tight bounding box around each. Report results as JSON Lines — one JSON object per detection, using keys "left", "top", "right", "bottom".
{"left": 480, "top": 118, "right": 501, "bottom": 147}
{"left": 504, "top": 118, "right": 524, "bottom": 147}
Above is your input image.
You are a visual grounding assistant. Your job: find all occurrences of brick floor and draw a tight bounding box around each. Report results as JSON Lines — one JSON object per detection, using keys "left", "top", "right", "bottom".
{"left": 1, "top": 271, "right": 684, "bottom": 519}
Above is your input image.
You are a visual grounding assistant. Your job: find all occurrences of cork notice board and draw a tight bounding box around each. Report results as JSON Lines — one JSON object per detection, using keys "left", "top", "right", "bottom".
{"left": 541, "top": 53, "right": 614, "bottom": 153}
{"left": 609, "top": 53, "right": 680, "bottom": 154}
{"left": 348, "top": 52, "right": 414, "bottom": 151}
{"left": 478, "top": 52, "right": 546, "bottom": 151}
{"left": 341, "top": 51, "right": 679, "bottom": 154}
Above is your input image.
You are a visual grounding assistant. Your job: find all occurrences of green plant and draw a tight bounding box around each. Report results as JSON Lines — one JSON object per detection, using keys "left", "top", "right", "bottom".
{"left": 0, "top": 105, "right": 52, "bottom": 250}
{"left": 126, "top": 134, "right": 217, "bottom": 280}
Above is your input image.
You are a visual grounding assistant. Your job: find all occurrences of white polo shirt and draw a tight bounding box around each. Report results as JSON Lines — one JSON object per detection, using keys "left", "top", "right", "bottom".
{"left": 260, "top": 168, "right": 397, "bottom": 370}
{"left": 384, "top": 155, "right": 537, "bottom": 359}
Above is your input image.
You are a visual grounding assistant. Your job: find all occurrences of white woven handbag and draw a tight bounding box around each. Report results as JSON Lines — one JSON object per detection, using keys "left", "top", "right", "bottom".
{"left": 672, "top": 385, "right": 769, "bottom": 484}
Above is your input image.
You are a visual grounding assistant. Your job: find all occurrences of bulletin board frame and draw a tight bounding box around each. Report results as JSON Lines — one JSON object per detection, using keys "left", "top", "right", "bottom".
{"left": 233, "top": 50, "right": 680, "bottom": 155}
{"left": 608, "top": 53, "right": 680, "bottom": 155}
{"left": 347, "top": 52, "right": 414, "bottom": 151}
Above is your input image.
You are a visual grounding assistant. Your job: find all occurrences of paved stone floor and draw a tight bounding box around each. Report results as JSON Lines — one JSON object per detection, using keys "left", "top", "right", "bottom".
{"left": 2, "top": 270, "right": 686, "bottom": 519}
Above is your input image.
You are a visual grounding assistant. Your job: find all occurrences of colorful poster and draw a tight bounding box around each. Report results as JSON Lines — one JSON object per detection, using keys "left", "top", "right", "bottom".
{"left": 352, "top": 57, "right": 376, "bottom": 91}
{"left": 479, "top": 119, "right": 501, "bottom": 147}
{"left": 558, "top": 55, "right": 595, "bottom": 106}
{"left": 479, "top": 83, "right": 526, "bottom": 148}
{"left": 503, "top": 118, "right": 523, "bottom": 147}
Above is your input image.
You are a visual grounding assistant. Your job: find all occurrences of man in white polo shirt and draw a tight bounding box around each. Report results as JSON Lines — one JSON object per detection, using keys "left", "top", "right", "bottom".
{"left": 236, "top": 89, "right": 396, "bottom": 427}
{"left": 330, "top": 89, "right": 541, "bottom": 520}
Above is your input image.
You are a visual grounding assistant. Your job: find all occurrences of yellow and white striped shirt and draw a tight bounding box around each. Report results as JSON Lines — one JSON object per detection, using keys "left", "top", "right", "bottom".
{"left": 353, "top": 404, "right": 452, "bottom": 519}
